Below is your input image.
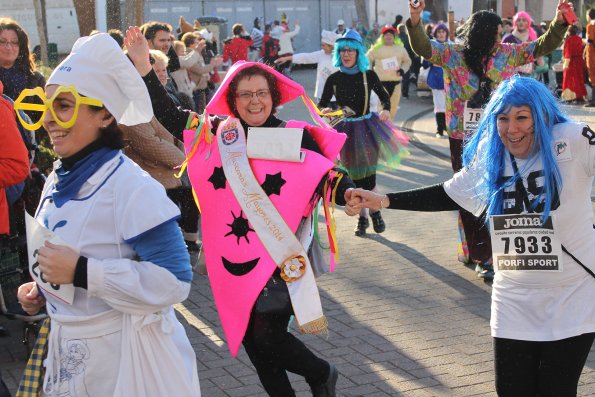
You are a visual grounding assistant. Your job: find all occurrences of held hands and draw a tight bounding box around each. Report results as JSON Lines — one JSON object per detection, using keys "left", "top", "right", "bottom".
{"left": 36, "top": 241, "right": 79, "bottom": 285}
{"left": 124, "top": 26, "right": 152, "bottom": 76}
{"left": 344, "top": 189, "right": 361, "bottom": 216}
{"left": 379, "top": 109, "right": 391, "bottom": 122}
{"left": 343, "top": 188, "right": 389, "bottom": 215}
{"left": 17, "top": 282, "right": 45, "bottom": 316}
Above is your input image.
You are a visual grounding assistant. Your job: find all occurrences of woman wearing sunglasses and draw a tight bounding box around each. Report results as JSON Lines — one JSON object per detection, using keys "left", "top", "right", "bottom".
{"left": 319, "top": 29, "right": 409, "bottom": 238}
{"left": 15, "top": 33, "right": 200, "bottom": 396}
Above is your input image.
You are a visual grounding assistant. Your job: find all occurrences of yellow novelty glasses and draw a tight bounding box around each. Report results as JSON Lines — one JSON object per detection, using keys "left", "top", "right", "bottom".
{"left": 13, "top": 86, "right": 104, "bottom": 130}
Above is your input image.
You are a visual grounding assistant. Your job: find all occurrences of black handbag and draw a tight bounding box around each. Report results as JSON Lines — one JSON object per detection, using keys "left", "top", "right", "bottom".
{"left": 254, "top": 275, "right": 292, "bottom": 315}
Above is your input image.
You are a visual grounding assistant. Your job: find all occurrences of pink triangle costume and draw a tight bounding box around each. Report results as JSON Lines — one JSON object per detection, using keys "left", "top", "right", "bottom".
{"left": 182, "top": 61, "right": 348, "bottom": 357}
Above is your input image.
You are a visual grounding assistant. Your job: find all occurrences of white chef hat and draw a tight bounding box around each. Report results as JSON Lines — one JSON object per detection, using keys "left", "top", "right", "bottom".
{"left": 47, "top": 33, "right": 153, "bottom": 126}
{"left": 321, "top": 30, "right": 339, "bottom": 45}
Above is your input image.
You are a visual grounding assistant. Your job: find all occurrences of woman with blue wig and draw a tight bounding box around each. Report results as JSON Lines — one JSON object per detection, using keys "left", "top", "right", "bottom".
{"left": 319, "top": 29, "right": 409, "bottom": 237}
{"left": 348, "top": 75, "right": 595, "bottom": 396}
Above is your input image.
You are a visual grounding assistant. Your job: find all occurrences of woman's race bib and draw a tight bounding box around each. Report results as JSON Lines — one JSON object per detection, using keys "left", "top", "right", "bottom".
{"left": 489, "top": 214, "right": 563, "bottom": 272}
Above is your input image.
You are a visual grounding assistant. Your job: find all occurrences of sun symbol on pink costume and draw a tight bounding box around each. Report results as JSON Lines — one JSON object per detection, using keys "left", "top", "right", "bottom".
{"left": 225, "top": 210, "right": 255, "bottom": 244}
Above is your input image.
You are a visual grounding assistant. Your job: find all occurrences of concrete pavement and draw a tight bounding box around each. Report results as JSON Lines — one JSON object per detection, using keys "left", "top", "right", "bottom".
{"left": 1, "top": 69, "right": 593, "bottom": 396}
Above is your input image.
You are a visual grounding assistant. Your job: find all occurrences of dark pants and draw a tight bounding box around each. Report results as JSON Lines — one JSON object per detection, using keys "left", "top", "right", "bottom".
{"left": 166, "top": 186, "right": 199, "bottom": 236}
{"left": 243, "top": 308, "right": 329, "bottom": 396}
{"left": 401, "top": 70, "right": 411, "bottom": 98}
{"left": 435, "top": 112, "right": 446, "bottom": 135}
{"left": 0, "top": 369, "right": 10, "bottom": 397}
{"left": 494, "top": 333, "right": 595, "bottom": 397}
{"left": 449, "top": 137, "right": 492, "bottom": 263}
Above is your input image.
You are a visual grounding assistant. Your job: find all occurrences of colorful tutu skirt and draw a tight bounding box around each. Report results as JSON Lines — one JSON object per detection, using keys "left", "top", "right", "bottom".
{"left": 335, "top": 112, "right": 409, "bottom": 181}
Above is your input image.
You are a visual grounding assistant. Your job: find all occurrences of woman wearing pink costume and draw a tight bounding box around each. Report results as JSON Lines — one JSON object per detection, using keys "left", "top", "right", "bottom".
{"left": 125, "top": 26, "right": 356, "bottom": 397}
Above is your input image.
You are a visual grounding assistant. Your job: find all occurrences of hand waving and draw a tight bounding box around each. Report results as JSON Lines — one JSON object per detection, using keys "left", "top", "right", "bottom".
{"left": 124, "top": 26, "right": 153, "bottom": 76}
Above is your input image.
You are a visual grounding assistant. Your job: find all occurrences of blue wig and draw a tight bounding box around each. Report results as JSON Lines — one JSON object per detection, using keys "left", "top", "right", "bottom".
{"left": 332, "top": 39, "right": 369, "bottom": 72}
{"left": 462, "top": 75, "right": 569, "bottom": 224}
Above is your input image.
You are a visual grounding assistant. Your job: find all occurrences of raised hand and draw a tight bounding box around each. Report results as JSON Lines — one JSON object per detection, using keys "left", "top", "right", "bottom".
{"left": 409, "top": 0, "right": 426, "bottom": 26}
{"left": 555, "top": 1, "right": 574, "bottom": 25}
{"left": 124, "top": 26, "right": 152, "bottom": 76}
{"left": 211, "top": 56, "right": 224, "bottom": 67}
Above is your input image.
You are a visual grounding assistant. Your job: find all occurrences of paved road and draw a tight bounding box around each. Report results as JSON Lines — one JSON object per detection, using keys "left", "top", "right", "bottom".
{"left": 1, "top": 68, "right": 594, "bottom": 396}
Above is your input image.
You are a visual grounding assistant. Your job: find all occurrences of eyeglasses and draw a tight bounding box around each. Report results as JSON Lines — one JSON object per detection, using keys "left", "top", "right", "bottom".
{"left": 0, "top": 39, "right": 19, "bottom": 48}
{"left": 13, "top": 86, "right": 103, "bottom": 130}
{"left": 236, "top": 89, "right": 270, "bottom": 100}
{"left": 339, "top": 48, "right": 357, "bottom": 54}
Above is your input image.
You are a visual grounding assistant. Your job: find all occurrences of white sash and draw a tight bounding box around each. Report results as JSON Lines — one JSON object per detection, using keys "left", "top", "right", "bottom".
{"left": 217, "top": 118, "right": 327, "bottom": 334}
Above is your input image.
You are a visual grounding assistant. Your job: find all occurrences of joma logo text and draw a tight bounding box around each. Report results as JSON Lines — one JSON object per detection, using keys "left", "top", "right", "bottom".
{"left": 503, "top": 217, "right": 542, "bottom": 229}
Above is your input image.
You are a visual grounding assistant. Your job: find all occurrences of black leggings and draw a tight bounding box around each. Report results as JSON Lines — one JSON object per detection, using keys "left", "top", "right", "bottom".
{"left": 494, "top": 333, "right": 595, "bottom": 397}
{"left": 242, "top": 309, "right": 330, "bottom": 396}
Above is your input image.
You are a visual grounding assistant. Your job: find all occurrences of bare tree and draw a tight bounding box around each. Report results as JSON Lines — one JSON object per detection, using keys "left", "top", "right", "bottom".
{"left": 124, "top": 0, "right": 145, "bottom": 28}
{"left": 106, "top": 0, "right": 122, "bottom": 30}
{"left": 33, "top": 0, "right": 48, "bottom": 66}
{"left": 74, "top": 0, "right": 97, "bottom": 36}
{"left": 355, "top": 0, "right": 370, "bottom": 29}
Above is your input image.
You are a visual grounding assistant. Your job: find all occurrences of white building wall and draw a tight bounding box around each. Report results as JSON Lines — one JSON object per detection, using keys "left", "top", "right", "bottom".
{"left": 0, "top": 0, "right": 79, "bottom": 54}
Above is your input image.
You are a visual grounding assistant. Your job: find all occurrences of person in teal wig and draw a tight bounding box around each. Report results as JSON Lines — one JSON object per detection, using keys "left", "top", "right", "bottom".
{"left": 319, "top": 29, "right": 409, "bottom": 237}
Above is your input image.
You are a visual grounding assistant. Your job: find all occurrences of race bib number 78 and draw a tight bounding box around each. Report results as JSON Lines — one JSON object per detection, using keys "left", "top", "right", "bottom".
{"left": 463, "top": 101, "right": 483, "bottom": 134}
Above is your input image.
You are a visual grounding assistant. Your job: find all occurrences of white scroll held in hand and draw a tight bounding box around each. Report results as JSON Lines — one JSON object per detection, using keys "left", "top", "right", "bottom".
{"left": 247, "top": 127, "right": 306, "bottom": 162}
{"left": 25, "top": 212, "right": 76, "bottom": 304}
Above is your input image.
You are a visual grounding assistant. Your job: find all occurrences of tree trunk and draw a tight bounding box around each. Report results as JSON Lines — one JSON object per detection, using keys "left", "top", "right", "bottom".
{"left": 354, "top": 0, "right": 369, "bottom": 29}
{"left": 106, "top": 0, "right": 121, "bottom": 30}
{"left": 524, "top": 0, "right": 541, "bottom": 23}
{"left": 74, "top": 0, "right": 97, "bottom": 36}
{"left": 124, "top": 0, "right": 145, "bottom": 28}
{"left": 32, "top": 0, "right": 48, "bottom": 66}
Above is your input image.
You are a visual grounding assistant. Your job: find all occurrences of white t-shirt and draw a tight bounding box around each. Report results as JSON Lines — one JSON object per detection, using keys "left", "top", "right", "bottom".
{"left": 444, "top": 122, "right": 595, "bottom": 340}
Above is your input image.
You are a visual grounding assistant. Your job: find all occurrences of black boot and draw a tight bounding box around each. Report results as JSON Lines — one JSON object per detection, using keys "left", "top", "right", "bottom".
{"left": 435, "top": 112, "right": 446, "bottom": 137}
{"left": 354, "top": 216, "right": 369, "bottom": 237}
{"left": 310, "top": 364, "right": 338, "bottom": 397}
{"left": 370, "top": 211, "right": 386, "bottom": 233}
